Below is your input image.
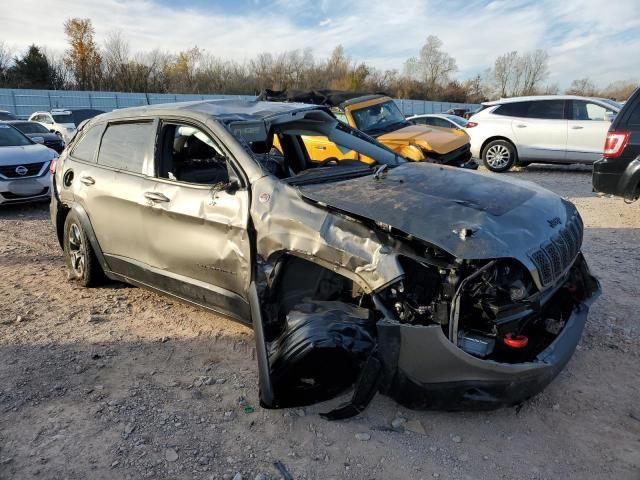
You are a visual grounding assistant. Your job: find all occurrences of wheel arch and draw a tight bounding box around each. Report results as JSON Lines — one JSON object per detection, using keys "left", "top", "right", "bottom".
{"left": 65, "top": 203, "right": 111, "bottom": 274}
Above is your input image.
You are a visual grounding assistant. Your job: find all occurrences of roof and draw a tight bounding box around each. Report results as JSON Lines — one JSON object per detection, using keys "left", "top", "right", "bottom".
{"left": 94, "top": 99, "right": 321, "bottom": 123}
{"left": 482, "top": 95, "right": 620, "bottom": 106}
{"left": 257, "top": 89, "right": 388, "bottom": 108}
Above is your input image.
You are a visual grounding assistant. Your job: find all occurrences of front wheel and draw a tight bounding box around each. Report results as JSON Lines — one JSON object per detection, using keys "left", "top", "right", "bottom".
{"left": 63, "top": 212, "right": 103, "bottom": 287}
{"left": 482, "top": 140, "right": 516, "bottom": 172}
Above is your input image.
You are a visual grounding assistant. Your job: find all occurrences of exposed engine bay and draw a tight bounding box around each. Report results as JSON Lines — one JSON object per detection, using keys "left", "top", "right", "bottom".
{"left": 257, "top": 245, "right": 599, "bottom": 414}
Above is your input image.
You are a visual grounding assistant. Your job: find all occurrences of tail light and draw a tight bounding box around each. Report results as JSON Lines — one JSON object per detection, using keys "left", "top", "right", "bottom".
{"left": 49, "top": 158, "right": 57, "bottom": 174}
{"left": 466, "top": 121, "right": 478, "bottom": 128}
{"left": 603, "top": 131, "right": 630, "bottom": 158}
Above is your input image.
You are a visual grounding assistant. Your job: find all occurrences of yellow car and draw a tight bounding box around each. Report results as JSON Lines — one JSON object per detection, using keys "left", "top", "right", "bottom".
{"left": 260, "top": 90, "right": 476, "bottom": 168}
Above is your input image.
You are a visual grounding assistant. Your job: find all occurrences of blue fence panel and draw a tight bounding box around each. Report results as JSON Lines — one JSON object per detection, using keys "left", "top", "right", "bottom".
{"left": 0, "top": 88, "right": 479, "bottom": 118}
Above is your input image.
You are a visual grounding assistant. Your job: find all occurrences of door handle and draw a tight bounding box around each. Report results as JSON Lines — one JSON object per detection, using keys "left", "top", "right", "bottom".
{"left": 314, "top": 145, "right": 327, "bottom": 150}
{"left": 144, "top": 191, "right": 170, "bottom": 203}
{"left": 571, "top": 125, "right": 584, "bottom": 129}
{"left": 515, "top": 124, "right": 527, "bottom": 128}
{"left": 80, "top": 176, "right": 95, "bottom": 186}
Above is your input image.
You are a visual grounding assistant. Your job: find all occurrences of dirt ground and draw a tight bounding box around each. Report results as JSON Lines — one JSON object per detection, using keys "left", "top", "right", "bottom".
{"left": 1, "top": 164, "right": 639, "bottom": 480}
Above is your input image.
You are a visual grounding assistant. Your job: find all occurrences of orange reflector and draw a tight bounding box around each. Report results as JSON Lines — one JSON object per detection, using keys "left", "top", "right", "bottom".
{"left": 504, "top": 333, "right": 528, "bottom": 348}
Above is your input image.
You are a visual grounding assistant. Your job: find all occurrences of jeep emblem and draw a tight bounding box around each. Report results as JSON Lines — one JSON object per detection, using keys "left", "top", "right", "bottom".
{"left": 15, "top": 165, "right": 28, "bottom": 176}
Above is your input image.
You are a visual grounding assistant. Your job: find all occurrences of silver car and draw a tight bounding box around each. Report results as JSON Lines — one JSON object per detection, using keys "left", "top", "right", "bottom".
{"left": 467, "top": 95, "right": 620, "bottom": 172}
{"left": 0, "top": 123, "right": 56, "bottom": 205}
{"left": 50, "top": 100, "right": 599, "bottom": 415}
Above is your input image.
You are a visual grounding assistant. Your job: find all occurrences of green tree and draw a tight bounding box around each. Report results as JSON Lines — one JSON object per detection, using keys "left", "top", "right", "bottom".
{"left": 10, "top": 45, "right": 52, "bottom": 88}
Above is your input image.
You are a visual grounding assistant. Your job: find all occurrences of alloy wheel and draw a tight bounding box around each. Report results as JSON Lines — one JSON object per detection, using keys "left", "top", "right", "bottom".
{"left": 68, "top": 223, "right": 86, "bottom": 277}
{"left": 485, "top": 144, "right": 511, "bottom": 169}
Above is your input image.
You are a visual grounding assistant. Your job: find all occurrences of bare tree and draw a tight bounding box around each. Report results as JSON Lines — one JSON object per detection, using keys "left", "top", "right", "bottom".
{"left": 0, "top": 41, "right": 13, "bottom": 84}
{"left": 565, "top": 78, "right": 598, "bottom": 96}
{"left": 404, "top": 36, "right": 457, "bottom": 96}
{"left": 493, "top": 51, "right": 519, "bottom": 97}
{"left": 601, "top": 80, "right": 638, "bottom": 101}
{"left": 519, "top": 49, "right": 549, "bottom": 95}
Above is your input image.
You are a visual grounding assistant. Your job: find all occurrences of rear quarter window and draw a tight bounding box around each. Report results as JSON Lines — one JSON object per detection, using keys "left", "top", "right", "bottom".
{"left": 70, "top": 125, "right": 103, "bottom": 163}
{"left": 626, "top": 101, "right": 640, "bottom": 127}
{"left": 492, "top": 102, "right": 531, "bottom": 117}
{"left": 97, "top": 122, "right": 155, "bottom": 173}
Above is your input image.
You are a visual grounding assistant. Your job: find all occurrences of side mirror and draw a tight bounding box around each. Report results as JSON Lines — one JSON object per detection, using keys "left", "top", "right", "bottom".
{"left": 32, "top": 136, "right": 45, "bottom": 144}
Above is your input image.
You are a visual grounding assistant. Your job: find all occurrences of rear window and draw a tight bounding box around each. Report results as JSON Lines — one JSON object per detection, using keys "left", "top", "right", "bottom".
{"left": 71, "top": 125, "right": 103, "bottom": 163}
{"left": 97, "top": 122, "right": 154, "bottom": 173}
{"left": 493, "top": 102, "right": 531, "bottom": 117}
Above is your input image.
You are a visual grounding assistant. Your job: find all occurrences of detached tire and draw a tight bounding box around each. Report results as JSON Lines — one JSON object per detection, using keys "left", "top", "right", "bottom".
{"left": 482, "top": 140, "right": 516, "bottom": 172}
{"left": 63, "top": 211, "right": 103, "bottom": 287}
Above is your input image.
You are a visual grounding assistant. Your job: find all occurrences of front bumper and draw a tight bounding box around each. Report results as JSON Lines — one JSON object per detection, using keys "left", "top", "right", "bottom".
{"left": 0, "top": 171, "right": 51, "bottom": 205}
{"left": 377, "top": 258, "right": 600, "bottom": 410}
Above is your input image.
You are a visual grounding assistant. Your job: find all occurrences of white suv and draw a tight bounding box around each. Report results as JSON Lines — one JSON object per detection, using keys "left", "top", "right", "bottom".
{"left": 467, "top": 95, "right": 620, "bottom": 172}
{"left": 28, "top": 109, "right": 77, "bottom": 142}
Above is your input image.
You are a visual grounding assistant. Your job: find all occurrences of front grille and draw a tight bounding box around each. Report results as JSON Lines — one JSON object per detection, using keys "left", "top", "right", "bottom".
{"left": 0, "top": 162, "right": 46, "bottom": 178}
{"left": 1, "top": 187, "right": 49, "bottom": 199}
{"left": 529, "top": 212, "right": 583, "bottom": 286}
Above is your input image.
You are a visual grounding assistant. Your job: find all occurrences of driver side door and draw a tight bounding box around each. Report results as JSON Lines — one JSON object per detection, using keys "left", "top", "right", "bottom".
{"left": 143, "top": 119, "right": 252, "bottom": 321}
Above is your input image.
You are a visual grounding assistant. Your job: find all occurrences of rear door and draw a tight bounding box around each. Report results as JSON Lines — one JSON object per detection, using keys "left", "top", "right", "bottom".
{"left": 142, "top": 119, "right": 252, "bottom": 320}
{"left": 566, "top": 100, "right": 616, "bottom": 162}
{"left": 509, "top": 100, "right": 568, "bottom": 161}
{"left": 88, "top": 120, "right": 158, "bottom": 267}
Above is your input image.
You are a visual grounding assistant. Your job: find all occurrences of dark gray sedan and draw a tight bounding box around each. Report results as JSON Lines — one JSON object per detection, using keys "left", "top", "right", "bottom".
{"left": 4, "top": 120, "right": 65, "bottom": 153}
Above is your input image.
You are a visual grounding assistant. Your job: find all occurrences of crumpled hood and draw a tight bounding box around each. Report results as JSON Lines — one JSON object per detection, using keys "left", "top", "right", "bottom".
{"left": 297, "top": 162, "right": 576, "bottom": 262}
{"left": 0, "top": 144, "right": 54, "bottom": 165}
{"left": 377, "top": 124, "right": 468, "bottom": 155}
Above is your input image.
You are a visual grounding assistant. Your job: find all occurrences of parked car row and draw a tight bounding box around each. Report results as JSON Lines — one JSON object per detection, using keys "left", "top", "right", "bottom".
{"left": 0, "top": 108, "right": 104, "bottom": 205}
{"left": 48, "top": 97, "right": 599, "bottom": 415}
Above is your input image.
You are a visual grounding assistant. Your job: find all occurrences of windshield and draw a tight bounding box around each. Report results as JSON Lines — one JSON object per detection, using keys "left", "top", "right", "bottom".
{"left": 350, "top": 100, "right": 407, "bottom": 135}
{"left": 596, "top": 98, "right": 622, "bottom": 110}
{"left": 0, "top": 125, "right": 32, "bottom": 147}
{"left": 447, "top": 115, "right": 469, "bottom": 127}
{"left": 13, "top": 122, "right": 49, "bottom": 134}
{"left": 52, "top": 114, "right": 74, "bottom": 124}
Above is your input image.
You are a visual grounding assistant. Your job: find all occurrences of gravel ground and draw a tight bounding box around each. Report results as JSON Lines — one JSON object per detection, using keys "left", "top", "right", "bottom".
{"left": 0, "top": 164, "right": 639, "bottom": 480}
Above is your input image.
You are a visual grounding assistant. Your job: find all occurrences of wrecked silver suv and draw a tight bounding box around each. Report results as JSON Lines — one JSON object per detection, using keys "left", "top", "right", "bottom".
{"left": 50, "top": 100, "right": 600, "bottom": 418}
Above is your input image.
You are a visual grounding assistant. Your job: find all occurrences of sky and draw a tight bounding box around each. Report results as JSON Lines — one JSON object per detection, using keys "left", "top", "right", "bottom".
{"left": 1, "top": 0, "right": 639, "bottom": 89}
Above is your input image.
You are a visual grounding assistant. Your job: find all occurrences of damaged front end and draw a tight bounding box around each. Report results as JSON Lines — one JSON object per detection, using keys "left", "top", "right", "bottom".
{"left": 250, "top": 203, "right": 599, "bottom": 416}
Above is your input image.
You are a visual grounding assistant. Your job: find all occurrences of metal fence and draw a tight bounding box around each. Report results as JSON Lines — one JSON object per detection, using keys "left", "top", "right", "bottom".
{"left": 0, "top": 88, "right": 478, "bottom": 118}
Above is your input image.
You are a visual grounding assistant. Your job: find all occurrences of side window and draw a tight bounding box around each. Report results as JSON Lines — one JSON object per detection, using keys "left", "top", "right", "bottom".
{"left": 493, "top": 102, "right": 531, "bottom": 118}
{"left": 70, "top": 125, "right": 103, "bottom": 163}
{"left": 97, "top": 122, "right": 154, "bottom": 173}
{"left": 411, "top": 117, "right": 428, "bottom": 125}
{"left": 433, "top": 117, "right": 451, "bottom": 128}
{"left": 157, "top": 123, "right": 230, "bottom": 185}
{"left": 526, "top": 100, "right": 565, "bottom": 120}
{"left": 43, "top": 115, "right": 53, "bottom": 124}
{"left": 572, "top": 101, "right": 609, "bottom": 121}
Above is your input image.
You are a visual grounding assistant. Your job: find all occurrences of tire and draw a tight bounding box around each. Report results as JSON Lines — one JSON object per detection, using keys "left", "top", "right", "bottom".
{"left": 482, "top": 140, "right": 517, "bottom": 172}
{"left": 63, "top": 211, "right": 103, "bottom": 287}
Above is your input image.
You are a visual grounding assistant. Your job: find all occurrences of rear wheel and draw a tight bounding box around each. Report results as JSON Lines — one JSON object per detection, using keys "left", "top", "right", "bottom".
{"left": 482, "top": 140, "right": 516, "bottom": 172}
{"left": 63, "top": 211, "right": 103, "bottom": 287}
